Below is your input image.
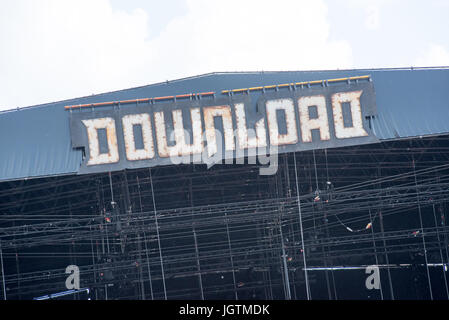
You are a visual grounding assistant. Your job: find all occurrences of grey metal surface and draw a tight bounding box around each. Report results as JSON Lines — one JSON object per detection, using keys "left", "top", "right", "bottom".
{"left": 0, "top": 67, "right": 448, "bottom": 181}
{"left": 70, "top": 80, "right": 378, "bottom": 174}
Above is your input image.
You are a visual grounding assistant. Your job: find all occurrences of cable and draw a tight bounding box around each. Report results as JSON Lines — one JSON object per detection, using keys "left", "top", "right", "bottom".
{"left": 293, "top": 152, "right": 310, "bottom": 300}
{"left": 149, "top": 169, "right": 167, "bottom": 300}
{"left": 412, "top": 157, "right": 433, "bottom": 300}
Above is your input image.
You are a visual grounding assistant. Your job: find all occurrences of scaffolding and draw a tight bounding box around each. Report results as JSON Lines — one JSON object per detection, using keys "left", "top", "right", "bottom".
{"left": 1, "top": 135, "right": 449, "bottom": 300}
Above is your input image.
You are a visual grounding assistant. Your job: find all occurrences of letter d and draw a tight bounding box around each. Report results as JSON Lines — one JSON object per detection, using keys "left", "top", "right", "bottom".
{"left": 254, "top": 305, "right": 262, "bottom": 314}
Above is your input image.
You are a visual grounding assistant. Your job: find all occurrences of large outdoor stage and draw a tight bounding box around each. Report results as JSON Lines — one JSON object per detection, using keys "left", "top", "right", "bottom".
{"left": 1, "top": 67, "right": 448, "bottom": 300}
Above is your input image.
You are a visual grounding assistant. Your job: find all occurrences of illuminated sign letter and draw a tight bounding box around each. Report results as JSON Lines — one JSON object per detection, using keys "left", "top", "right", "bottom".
{"left": 82, "top": 117, "right": 119, "bottom": 165}
{"left": 235, "top": 103, "right": 266, "bottom": 149}
{"left": 298, "top": 95, "right": 330, "bottom": 142}
{"left": 332, "top": 90, "right": 368, "bottom": 139}
{"left": 203, "top": 105, "right": 235, "bottom": 157}
{"left": 266, "top": 99, "right": 298, "bottom": 146}
{"left": 122, "top": 113, "right": 155, "bottom": 161}
{"left": 154, "top": 108, "right": 203, "bottom": 158}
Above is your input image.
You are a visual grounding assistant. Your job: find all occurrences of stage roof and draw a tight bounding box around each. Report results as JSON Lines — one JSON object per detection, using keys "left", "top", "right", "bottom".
{"left": 1, "top": 67, "right": 448, "bottom": 182}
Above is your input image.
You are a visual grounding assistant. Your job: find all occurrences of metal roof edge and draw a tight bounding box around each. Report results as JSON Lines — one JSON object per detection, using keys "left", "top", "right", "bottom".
{"left": 2, "top": 65, "right": 448, "bottom": 114}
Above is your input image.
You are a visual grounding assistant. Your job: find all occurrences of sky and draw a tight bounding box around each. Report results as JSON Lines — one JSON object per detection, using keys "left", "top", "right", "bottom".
{"left": 0, "top": 0, "right": 448, "bottom": 111}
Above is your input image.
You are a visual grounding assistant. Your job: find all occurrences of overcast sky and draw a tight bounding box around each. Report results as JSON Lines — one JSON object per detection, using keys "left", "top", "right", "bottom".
{"left": 0, "top": 0, "right": 448, "bottom": 111}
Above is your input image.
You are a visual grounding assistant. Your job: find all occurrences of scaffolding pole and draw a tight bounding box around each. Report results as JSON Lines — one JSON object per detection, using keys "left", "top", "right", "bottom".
{"left": 0, "top": 241, "right": 6, "bottom": 300}
{"left": 293, "top": 152, "right": 311, "bottom": 300}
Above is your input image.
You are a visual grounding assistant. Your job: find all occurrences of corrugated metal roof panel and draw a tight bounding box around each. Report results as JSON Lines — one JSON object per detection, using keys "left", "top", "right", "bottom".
{"left": 0, "top": 67, "right": 448, "bottom": 182}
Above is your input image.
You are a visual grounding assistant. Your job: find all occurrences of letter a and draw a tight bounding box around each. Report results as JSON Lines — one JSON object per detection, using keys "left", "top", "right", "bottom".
{"left": 65, "top": 265, "right": 80, "bottom": 290}
{"left": 365, "top": 265, "right": 380, "bottom": 290}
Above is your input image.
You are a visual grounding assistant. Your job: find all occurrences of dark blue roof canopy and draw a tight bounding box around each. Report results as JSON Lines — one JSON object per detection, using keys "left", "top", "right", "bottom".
{"left": 1, "top": 67, "right": 448, "bottom": 182}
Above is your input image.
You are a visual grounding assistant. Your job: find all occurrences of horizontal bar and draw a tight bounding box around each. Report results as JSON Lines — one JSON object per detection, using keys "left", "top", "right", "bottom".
{"left": 153, "top": 95, "right": 174, "bottom": 101}
{"left": 304, "top": 263, "right": 447, "bottom": 271}
{"left": 175, "top": 93, "right": 192, "bottom": 99}
{"left": 33, "top": 288, "right": 90, "bottom": 300}
{"left": 65, "top": 75, "right": 370, "bottom": 110}
{"left": 65, "top": 91, "right": 216, "bottom": 110}
{"left": 221, "top": 75, "right": 370, "bottom": 94}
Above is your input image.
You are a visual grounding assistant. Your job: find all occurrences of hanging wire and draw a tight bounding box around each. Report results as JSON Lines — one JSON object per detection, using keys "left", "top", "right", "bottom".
{"left": 0, "top": 241, "right": 6, "bottom": 300}
{"left": 224, "top": 211, "right": 238, "bottom": 300}
{"left": 334, "top": 211, "right": 378, "bottom": 233}
{"left": 432, "top": 204, "right": 449, "bottom": 299}
{"left": 279, "top": 217, "right": 291, "bottom": 300}
{"left": 192, "top": 227, "right": 204, "bottom": 300}
{"left": 274, "top": 168, "right": 291, "bottom": 300}
{"left": 108, "top": 172, "right": 115, "bottom": 207}
{"left": 149, "top": 168, "right": 167, "bottom": 300}
{"left": 312, "top": 150, "right": 319, "bottom": 192}
{"left": 189, "top": 179, "right": 205, "bottom": 300}
{"left": 324, "top": 148, "right": 338, "bottom": 300}
{"left": 136, "top": 175, "right": 154, "bottom": 300}
{"left": 315, "top": 149, "right": 376, "bottom": 233}
{"left": 412, "top": 156, "right": 434, "bottom": 300}
{"left": 368, "top": 209, "right": 384, "bottom": 300}
{"left": 293, "top": 152, "right": 311, "bottom": 300}
{"left": 374, "top": 163, "right": 395, "bottom": 300}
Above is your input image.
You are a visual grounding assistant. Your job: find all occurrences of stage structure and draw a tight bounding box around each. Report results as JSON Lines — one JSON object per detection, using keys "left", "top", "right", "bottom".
{"left": 1, "top": 67, "right": 449, "bottom": 300}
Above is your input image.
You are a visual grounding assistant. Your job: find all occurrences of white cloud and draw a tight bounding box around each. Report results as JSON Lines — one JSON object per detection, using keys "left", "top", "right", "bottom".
{"left": 148, "top": 0, "right": 352, "bottom": 77}
{"left": 0, "top": 0, "right": 153, "bottom": 110}
{"left": 414, "top": 44, "right": 449, "bottom": 67}
{"left": 0, "top": 0, "right": 352, "bottom": 110}
{"left": 365, "top": 5, "right": 380, "bottom": 30}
